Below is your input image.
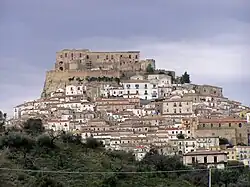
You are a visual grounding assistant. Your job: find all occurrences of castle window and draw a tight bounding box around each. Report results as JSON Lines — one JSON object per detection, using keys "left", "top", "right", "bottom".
{"left": 135, "top": 55, "right": 138, "bottom": 59}
{"left": 65, "top": 53, "right": 67, "bottom": 57}
{"left": 59, "top": 67, "right": 63, "bottom": 71}
{"left": 106, "top": 55, "right": 108, "bottom": 60}
{"left": 239, "top": 123, "right": 242, "bottom": 128}
{"left": 59, "top": 61, "right": 63, "bottom": 64}
{"left": 79, "top": 53, "right": 82, "bottom": 57}
{"left": 129, "top": 55, "right": 131, "bottom": 59}
{"left": 86, "top": 55, "right": 89, "bottom": 59}
{"left": 111, "top": 55, "right": 114, "bottom": 59}
{"left": 71, "top": 53, "right": 73, "bottom": 58}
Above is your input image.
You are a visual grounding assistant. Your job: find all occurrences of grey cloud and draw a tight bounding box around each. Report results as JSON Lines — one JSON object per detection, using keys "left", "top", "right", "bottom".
{"left": 0, "top": 0, "right": 249, "bottom": 115}
{"left": 1, "top": 0, "right": 249, "bottom": 42}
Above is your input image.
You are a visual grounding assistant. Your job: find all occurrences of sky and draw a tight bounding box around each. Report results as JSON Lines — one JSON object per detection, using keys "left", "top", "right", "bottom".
{"left": 0, "top": 0, "right": 250, "bottom": 116}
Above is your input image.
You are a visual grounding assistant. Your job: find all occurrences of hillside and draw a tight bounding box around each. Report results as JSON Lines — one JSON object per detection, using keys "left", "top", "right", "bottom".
{"left": 0, "top": 120, "right": 249, "bottom": 187}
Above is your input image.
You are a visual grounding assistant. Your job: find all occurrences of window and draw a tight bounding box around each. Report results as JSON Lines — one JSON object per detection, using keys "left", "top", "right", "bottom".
{"left": 86, "top": 55, "right": 89, "bottom": 59}
{"left": 239, "top": 123, "right": 242, "bottom": 128}
{"left": 144, "top": 84, "right": 148, "bottom": 89}
{"left": 174, "top": 109, "right": 176, "bottom": 113}
{"left": 211, "top": 123, "right": 213, "bottom": 128}
{"left": 136, "top": 90, "right": 139, "bottom": 94}
{"left": 126, "top": 84, "right": 131, "bottom": 89}
{"left": 173, "top": 103, "right": 177, "bottom": 107}
{"left": 203, "top": 124, "right": 205, "bottom": 128}
{"left": 106, "top": 55, "right": 108, "bottom": 60}
{"left": 97, "top": 55, "right": 99, "bottom": 59}
{"left": 127, "top": 91, "right": 130, "bottom": 94}
{"left": 65, "top": 53, "right": 67, "bottom": 57}
{"left": 144, "top": 90, "right": 148, "bottom": 95}
{"left": 135, "top": 84, "right": 139, "bottom": 89}
{"left": 214, "top": 156, "right": 217, "bottom": 163}
{"left": 79, "top": 53, "right": 82, "bottom": 57}
{"left": 111, "top": 55, "right": 114, "bottom": 59}
{"left": 229, "top": 123, "right": 231, "bottom": 127}
{"left": 129, "top": 55, "right": 131, "bottom": 59}
{"left": 135, "top": 55, "right": 138, "bottom": 59}
{"left": 204, "top": 156, "right": 207, "bottom": 164}
{"left": 219, "top": 123, "right": 221, "bottom": 127}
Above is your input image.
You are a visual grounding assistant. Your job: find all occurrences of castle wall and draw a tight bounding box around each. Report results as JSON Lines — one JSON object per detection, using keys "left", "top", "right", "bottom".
{"left": 55, "top": 49, "right": 141, "bottom": 72}
{"left": 42, "top": 70, "right": 120, "bottom": 97}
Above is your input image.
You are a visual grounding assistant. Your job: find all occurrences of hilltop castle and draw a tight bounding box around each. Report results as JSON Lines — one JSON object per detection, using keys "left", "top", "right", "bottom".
{"left": 42, "top": 49, "right": 156, "bottom": 97}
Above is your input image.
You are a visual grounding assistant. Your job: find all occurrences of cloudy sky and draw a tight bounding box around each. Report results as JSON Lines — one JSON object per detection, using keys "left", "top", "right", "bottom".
{"left": 0, "top": 0, "right": 250, "bottom": 116}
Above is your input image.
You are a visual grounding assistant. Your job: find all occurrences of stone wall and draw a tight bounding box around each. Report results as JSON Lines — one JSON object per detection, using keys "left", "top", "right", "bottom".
{"left": 41, "top": 70, "right": 120, "bottom": 97}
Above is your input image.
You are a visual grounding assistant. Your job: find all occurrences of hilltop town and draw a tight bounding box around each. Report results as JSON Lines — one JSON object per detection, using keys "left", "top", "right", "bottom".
{"left": 8, "top": 49, "right": 250, "bottom": 168}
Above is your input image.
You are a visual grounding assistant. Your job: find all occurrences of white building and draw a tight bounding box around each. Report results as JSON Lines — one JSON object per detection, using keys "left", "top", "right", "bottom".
{"left": 247, "top": 112, "right": 250, "bottom": 123}
{"left": 183, "top": 150, "right": 228, "bottom": 169}
{"left": 46, "top": 120, "right": 71, "bottom": 132}
{"left": 196, "top": 136, "right": 220, "bottom": 150}
{"left": 65, "top": 85, "right": 86, "bottom": 96}
{"left": 169, "top": 139, "right": 197, "bottom": 154}
{"left": 147, "top": 74, "right": 172, "bottom": 87}
{"left": 122, "top": 80, "right": 158, "bottom": 100}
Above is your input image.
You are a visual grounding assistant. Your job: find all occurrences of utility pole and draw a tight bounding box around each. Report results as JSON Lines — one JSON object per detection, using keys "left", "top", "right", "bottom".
{"left": 208, "top": 168, "right": 212, "bottom": 187}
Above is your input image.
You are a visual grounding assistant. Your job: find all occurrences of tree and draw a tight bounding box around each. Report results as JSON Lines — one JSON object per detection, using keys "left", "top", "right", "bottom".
{"left": 0, "top": 111, "right": 7, "bottom": 132}
{"left": 180, "top": 71, "right": 191, "bottom": 84}
{"left": 146, "top": 64, "right": 154, "bottom": 73}
{"left": 23, "top": 118, "right": 44, "bottom": 136}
